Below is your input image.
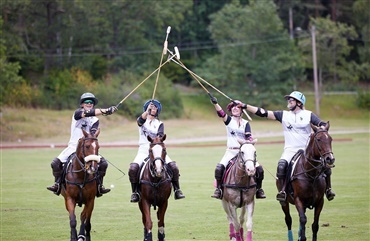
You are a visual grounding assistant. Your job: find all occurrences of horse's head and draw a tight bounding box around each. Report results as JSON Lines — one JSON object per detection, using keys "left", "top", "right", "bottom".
{"left": 77, "top": 129, "right": 101, "bottom": 175}
{"left": 148, "top": 134, "right": 167, "bottom": 178}
{"left": 310, "top": 122, "right": 335, "bottom": 168}
{"left": 237, "top": 138, "right": 257, "bottom": 176}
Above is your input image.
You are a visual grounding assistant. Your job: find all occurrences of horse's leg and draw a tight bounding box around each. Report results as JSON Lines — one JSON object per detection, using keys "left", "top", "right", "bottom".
{"left": 157, "top": 201, "right": 168, "bottom": 241}
{"left": 245, "top": 201, "right": 255, "bottom": 241}
{"left": 65, "top": 198, "right": 78, "bottom": 241}
{"left": 222, "top": 199, "right": 241, "bottom": 241}
{"left": 140, "top": 201, "right": 153, "bottom": 241}
{"left": 80, "top": 199, "right": 95, "bottom": 241}
{"left": 281, "top": 202, "right": 293, "bottom": 241}
{"left": 294, "top": 199, "right": 307, "bottom": 241}
{"left": 239, "top": 205, "right": 246, "bottom": 241}
{"left": 312, "top": 199, "right": 324, "bottom": 241}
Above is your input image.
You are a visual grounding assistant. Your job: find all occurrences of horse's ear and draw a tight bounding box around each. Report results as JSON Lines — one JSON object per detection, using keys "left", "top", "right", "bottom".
{"left": 311, "top": 123, "right": 318, "bottom": 132}
{"left": 161, "top": 134, "right": 166, "bottom": 142}
{"left": 82, "top": 129, "right": 89, "bottom": 137}
{"left": 325, "top": 121, "right": 330, "bottom": 131}
{"left": 147, "top": 135, "right": 153, "bottom": 143}
{"left": 94, "top": 128, "right": 100, "bottom": 137}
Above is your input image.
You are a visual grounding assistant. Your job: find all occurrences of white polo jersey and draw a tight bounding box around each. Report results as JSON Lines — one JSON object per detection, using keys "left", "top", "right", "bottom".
{"left": 273, "top": 109, "right": 322, "bottom": 162}
{"left": 133, "top": 117, "right": 173, "bottom": 164}
{"left": 58, "top": 110, "right": 99, "bottom": 163}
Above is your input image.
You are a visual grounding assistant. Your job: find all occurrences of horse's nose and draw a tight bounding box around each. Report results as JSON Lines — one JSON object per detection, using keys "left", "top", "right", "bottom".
{"left": 325, "top": 155, "right": 335, "bottom": 166}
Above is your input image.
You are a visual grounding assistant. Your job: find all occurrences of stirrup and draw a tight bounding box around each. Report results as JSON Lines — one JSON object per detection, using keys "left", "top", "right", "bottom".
{"left": 47, "top": 183, "right": 61, "bottom": 195}
{"left": 130, "top": 192, "right": 140, "bottom": 203}
{"left": 256, "top": 189, "right": 266, "bottom": 199}
{"left": 97, "top": 185, "right": 111, "bottom": 197}
{"left": 174, "top": 189, "right": 185, "bottom": 200}
{"left": 276, "top": 191, "right": 286, "bottom": 202}
{"left": 211, "top": 188, "right": 222, "bottom": 199}
{"left": 326, "top": 188, "right": 335, "bottom": 201}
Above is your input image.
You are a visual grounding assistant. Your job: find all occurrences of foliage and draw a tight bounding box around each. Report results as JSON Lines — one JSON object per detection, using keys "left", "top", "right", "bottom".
{"left": 356, "top": 90, "right": 370, "bottom": 109}
{"left": 297, "top": 17, "right": 359, "bottom": 85}
{"left": 201, "top": 0, "right": 304, "bottom": 106}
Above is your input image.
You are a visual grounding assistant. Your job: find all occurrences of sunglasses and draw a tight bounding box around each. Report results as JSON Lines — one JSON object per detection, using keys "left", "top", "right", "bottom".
{"left": 83, "top": 100, "right": 94, "bottom": 104}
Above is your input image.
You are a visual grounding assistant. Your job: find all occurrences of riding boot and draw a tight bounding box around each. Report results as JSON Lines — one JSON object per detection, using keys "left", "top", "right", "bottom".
{"left": 96, "top": 157, "right": 110, "bottom": 197}
{"left": 47, "top": 158, "right": 63, "bottom": 195}
{"left": 211, "top": 164, "right": 225, "bottom": 199}
{"left": 129, "top": 163, "right": 140, "bottom": 202}
{"left": 324, "top": 168, "right": 336, "bottom": 201}
{"left": 167, "top": 162, "right": 185, "bottom": 200}
{"left": 255, "top": 165, "right": 266, "bottom": 199}
{"left": 276, "top": 159, "right": 288, "bottom": 204}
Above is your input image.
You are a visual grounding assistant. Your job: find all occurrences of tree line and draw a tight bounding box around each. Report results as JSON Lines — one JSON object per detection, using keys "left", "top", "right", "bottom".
{"left": 1, "top": 0, "right": 369, "bottom": 117}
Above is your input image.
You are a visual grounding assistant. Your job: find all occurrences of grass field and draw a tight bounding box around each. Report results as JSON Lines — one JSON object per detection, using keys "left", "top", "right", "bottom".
{"left": 1, "top": 131, "right": 369, "bottom": 240}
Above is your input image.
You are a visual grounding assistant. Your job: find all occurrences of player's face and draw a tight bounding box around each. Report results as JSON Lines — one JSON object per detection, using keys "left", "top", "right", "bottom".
{"left": 149, "top": 103, "right": 158, "bottom": 115}
{"left": 231, "top": 105, "right": 241, "bottom": 115}
{"left": 82, "top": 100, "right": 94, "bottom": 110}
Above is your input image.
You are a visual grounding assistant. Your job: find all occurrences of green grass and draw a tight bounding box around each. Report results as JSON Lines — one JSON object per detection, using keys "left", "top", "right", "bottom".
{"left": 1, "top": 132, "right": 369, "bottom": 240}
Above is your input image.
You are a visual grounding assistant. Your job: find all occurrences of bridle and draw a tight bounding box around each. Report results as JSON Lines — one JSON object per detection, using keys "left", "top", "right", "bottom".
{"left": 148, "top": 142, "right": 167, "bottom": 178}
{"left": 74, "top": 137, "right": 100, "bottom": 174}
{"left": 296, "top": 130, "right": 334, "bottom": 179}
{"left": 236, "top": 143, "right": 257, "bottom": 177}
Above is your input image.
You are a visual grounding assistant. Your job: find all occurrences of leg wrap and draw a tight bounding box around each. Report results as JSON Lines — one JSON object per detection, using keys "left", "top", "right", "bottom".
{"left": 128, "top": 163, "right": 140, "bottom": 184}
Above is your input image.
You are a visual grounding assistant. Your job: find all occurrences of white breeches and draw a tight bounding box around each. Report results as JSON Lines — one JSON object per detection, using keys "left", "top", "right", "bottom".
{"left": 133, "top": 144, "right": 173, "bottom": 166}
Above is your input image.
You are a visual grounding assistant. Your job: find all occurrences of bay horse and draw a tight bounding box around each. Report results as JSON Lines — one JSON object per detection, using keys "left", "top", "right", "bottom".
{"left": 139, "top": 134, "right": 172, "bottom": 241}
{"left": 222, "top": 139, "right": 257, "bottom": 241}
{"left": 279, "top": 122, "right": 335, "bottom": 241}
{"left": 61, "top": 129, "right": 101, "bottom": 241}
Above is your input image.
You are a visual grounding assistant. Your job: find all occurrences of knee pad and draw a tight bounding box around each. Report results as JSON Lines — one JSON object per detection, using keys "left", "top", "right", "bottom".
{"left": 215, "top": 164, "right": 225, "bottom": 180}
{"left": 51, "top": 158, "right": 62, "bottom": 170}
{"left": 276, "top": 159, "right": 288, "bottom": 178}
{"left": 128, "top": 163, "right": 140, "bottom": 183}
{"left": 98, "top": 157, "right": 108, "bottom": 171}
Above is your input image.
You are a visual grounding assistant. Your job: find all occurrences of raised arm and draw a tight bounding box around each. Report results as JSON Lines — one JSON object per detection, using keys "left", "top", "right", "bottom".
{"left": 209, "top": 94, "right": 228, "bottom": 122}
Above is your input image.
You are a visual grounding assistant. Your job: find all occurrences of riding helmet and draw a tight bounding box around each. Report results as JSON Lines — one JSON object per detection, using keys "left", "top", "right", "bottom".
{"left": 284, "top": 91, "right": 306, "bottom": 105}
{"left": 227, "top": 100, "right": 242, "bottom": 112}
{"left": 80, "top": 92, "right": 98, "bottom": 106}
{"left": 143, "top": 99, "right": 162, "bottom": 116}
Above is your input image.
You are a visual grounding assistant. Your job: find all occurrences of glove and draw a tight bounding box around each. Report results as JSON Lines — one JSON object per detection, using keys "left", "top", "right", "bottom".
{"left": 106, "top": 106, "right": 118, "bottom": 115}
{"left": 209, "top": 94, "right": 218, "bottom": 104}
{"left": 237, "top": 102, "right": 247, "bottom": 109}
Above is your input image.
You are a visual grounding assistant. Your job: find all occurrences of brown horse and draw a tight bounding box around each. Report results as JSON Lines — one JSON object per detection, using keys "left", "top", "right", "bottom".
{"left": 279, "top": 122, "right": 335, "bottom": 241}
{"left": 61, "top": 129, "right": 101, "bottom": 241}
{"left": 139, "top": 134, "right": 172, "bottom": 241}
{"left": 222, "top": 139, "right": 257, "bottom": 241}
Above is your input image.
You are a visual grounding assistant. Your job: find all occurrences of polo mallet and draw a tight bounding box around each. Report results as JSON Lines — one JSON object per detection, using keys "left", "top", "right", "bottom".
{"left": 115, "top": 47, "right": 180, "bottom": 108}
{"left": 167, "top": 49, "right": 252, "bottom": 121}
{"left": 152, "top": 26, "right": 171, "bottom": 100}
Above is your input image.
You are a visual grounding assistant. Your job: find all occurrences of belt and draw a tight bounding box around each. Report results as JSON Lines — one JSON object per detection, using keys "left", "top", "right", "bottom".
{"left": 228, "top": 147, "right": 239, "bottom": 150}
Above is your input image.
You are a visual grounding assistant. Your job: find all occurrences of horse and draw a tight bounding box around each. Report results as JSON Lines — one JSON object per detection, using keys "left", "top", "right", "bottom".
{"left": 278, "top": 122, "right": 335, "bottom": 241}
{"left": 138, "top": 134, "right": 172, "bottom": 241}
{"left": 61, "top": 129, "right": 101, "bottom": 241}
{"left": 222, "top": 139, "right": 258, "bottom": 241}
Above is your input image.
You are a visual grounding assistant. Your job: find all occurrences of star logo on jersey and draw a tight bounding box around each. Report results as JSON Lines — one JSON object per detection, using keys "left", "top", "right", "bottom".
{"left": 287, "top": 124, "right": 293, "bottom": 130}
{"left": 230, "top": 131, "right": 236, "bottom": 136}
{"left": 300, "top": 117, "right": 303, "bottom": 121}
